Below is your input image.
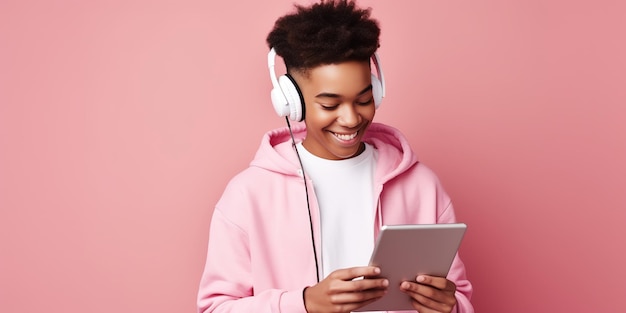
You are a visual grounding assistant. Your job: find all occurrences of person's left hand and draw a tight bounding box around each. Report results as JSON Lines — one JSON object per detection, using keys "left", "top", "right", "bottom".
{"left": 399, "top": 275, "right": 457, "bottom": 313}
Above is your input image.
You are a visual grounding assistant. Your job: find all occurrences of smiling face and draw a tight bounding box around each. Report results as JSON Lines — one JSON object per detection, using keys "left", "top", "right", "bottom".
{"left": 291, "top": 61, "right": 376, "bottom": 160}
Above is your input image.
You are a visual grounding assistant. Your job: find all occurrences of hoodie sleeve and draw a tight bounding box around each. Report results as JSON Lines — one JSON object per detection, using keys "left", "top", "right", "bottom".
{"left": 197, "top": 208, "right": 307, "bottom": 313}
{"left": 437, "top": 201, "right": 474, "bottom": 313}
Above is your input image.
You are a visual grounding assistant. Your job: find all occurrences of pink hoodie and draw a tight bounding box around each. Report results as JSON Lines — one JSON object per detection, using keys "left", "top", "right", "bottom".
{"left": 197, "top": 122, "right": 473, "bottom": 313}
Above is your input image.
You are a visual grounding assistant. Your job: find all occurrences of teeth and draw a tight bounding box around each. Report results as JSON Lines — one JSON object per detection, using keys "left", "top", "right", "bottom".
{"left": 334, "top": 132, "right": 358, "bottom": 141}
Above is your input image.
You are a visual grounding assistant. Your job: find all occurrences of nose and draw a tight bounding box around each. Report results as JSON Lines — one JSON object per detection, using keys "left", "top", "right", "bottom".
{"left": 337, "top": 103, "right": 361, "bottom": 128}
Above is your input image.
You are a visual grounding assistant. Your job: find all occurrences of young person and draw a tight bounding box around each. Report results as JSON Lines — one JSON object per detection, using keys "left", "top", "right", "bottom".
{"left": 197, "top": 1, "right": 473, "bottom": 312}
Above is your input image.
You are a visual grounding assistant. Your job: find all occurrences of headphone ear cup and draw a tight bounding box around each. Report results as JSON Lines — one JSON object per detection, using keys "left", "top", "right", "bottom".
{"left": 279, "top": 74, "right": 305, "bottom": 121}
{"left": 371, "top": 74, "right": 383, "bottom": 109}
{"left": 271, "top": 85, "right": 289, "bottom": 117}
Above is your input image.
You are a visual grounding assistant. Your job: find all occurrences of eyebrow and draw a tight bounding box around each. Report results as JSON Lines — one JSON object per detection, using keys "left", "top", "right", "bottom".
{"left": 315, "top": 84, "right": 373, "bottom": 99}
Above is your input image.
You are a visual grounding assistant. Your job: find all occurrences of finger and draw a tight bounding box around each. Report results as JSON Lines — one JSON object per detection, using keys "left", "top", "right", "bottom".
{"left": 323, "top": 269, "right": 387, "bottom": 292}
{"left": 329, "top": 287, "right": 388, "bottom": 305}
{"left": 327, "top": 277, "right": 388, "bottom": 296}
{"left": 408, "top": 298, "right": 449, "bottom": 313}
{"left": 351, "top": 277, "right": 389, "bottom": 292}
{"left": 400, "top": 281, "right": 457, "bottom": 309}
{"left": 415, "top": 275, "right": 456, "bottom": 292}
{"left": 331, "top": 266, "right": 381, "bottom": 281}
{"left": 324, "top": 294, "right": 384, "bottom": 313}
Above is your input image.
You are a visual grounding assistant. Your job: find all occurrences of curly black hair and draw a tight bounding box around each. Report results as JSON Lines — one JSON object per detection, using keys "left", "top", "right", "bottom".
{"left": 267, "top": 0, "right": 380, "bottom": 73}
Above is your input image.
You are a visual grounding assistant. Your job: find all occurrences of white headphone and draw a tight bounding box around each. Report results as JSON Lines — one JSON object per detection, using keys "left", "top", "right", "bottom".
{"left": 267, "top": 48, "right": 386, "bottom": 122}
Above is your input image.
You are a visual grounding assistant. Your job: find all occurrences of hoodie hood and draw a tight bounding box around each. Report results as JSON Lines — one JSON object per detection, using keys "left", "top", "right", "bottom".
{"left": 249, "top": 122, "right": 419, "bottom": 183}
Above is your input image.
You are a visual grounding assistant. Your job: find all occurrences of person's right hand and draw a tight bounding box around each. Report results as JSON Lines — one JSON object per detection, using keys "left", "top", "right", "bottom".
{"left": 303, "top": 266, "right": 389, "bottom": 313}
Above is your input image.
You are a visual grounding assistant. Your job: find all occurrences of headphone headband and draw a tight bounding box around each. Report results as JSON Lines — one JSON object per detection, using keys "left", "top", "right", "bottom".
{"left": 267, "top": 48, "right": 280, "bottom": 89}
{"left": 371, "top": 51, "right": 386, "bottom": 99}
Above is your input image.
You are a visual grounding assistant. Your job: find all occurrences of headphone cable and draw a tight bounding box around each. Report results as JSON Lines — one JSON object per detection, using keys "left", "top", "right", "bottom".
{"left": 285, "top": 117, "right": 321, "bottom": 283}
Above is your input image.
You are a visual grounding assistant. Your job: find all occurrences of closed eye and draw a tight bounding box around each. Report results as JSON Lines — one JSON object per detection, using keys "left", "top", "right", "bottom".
{"left": 319, "top": 103, "right": 339, "bottom": 110}
{"left": 356, "top": 98, "right": 374, "bottom": 106}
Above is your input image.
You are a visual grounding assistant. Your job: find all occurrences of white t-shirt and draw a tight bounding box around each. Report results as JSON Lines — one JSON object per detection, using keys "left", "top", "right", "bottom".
{"left": 296, "top": 142, "right": 378, "bottom": 279}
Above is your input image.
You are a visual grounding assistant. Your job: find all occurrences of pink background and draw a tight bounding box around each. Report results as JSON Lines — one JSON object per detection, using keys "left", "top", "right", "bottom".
{"left": 2, "top": 0, "right": 625, "bottom": 312}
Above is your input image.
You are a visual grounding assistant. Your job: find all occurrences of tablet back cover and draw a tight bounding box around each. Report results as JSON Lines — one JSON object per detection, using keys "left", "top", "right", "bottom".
{"left": 355, "top": 223, "right": 466, "bottom": 312}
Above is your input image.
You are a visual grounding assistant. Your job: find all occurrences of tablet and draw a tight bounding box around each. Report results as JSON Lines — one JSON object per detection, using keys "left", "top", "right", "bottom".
{"left": 355, "top": 223, "right": 467, "bottom": 312}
